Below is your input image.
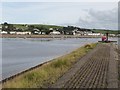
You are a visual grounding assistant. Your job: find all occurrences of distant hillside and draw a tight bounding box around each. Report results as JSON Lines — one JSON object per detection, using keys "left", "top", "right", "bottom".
{"left": 92, "top": 29, "right": 119, "bottom": 34}
{"left": 13, "top": 24, "right": 63, "bottom": 30}
{"left": 13, "top": 24, "right": 28, "bottom": 30}
{"left": 1, "top": 22, "right": 119, "bottom": 35}
{"left": 33, "top": 24, "right": 63, "bottom": 29}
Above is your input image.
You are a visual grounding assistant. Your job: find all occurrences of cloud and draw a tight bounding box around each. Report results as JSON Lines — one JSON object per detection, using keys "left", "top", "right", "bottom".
{"left": 1, "top": 0, "right": 119, "bottom": 2}
{"left": 2, "top": 2, "right": 118, "bottom": 30}
{"left": 76, "top": 8, "right": 118, "bottom": 30}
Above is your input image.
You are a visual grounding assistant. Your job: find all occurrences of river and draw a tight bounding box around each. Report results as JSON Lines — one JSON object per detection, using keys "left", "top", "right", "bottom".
{"left": 1, "top": 37, "right": 118, "bottom": 80}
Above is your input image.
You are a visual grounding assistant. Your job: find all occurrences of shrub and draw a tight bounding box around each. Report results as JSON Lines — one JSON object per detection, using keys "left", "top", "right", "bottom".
{"left": 84, "top": 44, "right": 92, "bottom": 49}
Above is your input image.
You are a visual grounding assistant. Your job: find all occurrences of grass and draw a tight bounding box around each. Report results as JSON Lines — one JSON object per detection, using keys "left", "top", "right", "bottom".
{"left": 13, "top": 24, "right": 63, "bottom": 31}
{"left": 3, "top": 43, "right": 97, "bottom": 88}
{"left": 92, "top": 29, "right": 119, "bottom": 34}
{"left": 33, "top": 24, "right": 63, "bottom": 29}
{"left": 13, "top": 24, "right": 28, "bottom": 30}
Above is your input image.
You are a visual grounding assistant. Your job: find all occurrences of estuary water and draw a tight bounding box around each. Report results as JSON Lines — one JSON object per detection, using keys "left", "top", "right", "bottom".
{"left": 1, "top": 37, "right": 118, "bottom": 80}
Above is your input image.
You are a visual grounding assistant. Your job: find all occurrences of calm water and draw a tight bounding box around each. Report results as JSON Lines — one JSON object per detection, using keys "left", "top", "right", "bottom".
{"left": 1, "top": 37, "right": 118, "bottom": 80}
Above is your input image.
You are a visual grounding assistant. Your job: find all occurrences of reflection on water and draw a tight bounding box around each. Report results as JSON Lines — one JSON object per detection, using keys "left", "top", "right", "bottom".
{"left": 2, "top": 37, "right": 118, "bottom": 80}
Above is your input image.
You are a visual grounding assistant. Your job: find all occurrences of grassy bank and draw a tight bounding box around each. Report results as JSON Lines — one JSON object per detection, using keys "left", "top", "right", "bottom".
{"left": 3, "top": 43, "right": 97, "bottom": 88}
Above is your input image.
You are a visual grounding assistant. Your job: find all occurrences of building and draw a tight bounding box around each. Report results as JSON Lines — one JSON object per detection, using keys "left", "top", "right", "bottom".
{"left": 0, "top": 31, "right": 8, "bottom": 34}
{"left": 49, "top": 28, "right": 53, "bottom": 30}
{"left": 33, "top": 28, "right": 40, "bottom": 31}
{"left": 41, "top": 32, "right": 45, "bottom": 35}
{"left": 10, "top": 31, "right": 16, "bottom": 34}
{"left": 33, "top": 28, "right": 41, "bottom": 34}
{"left": 16, "top": 31, "right": 31, "bottom": 35}
{"left": 34, "top": 31, "right": 42, "bottom": 34}
{"left": 87, "top": 33, "right": 101, "bottom": 36}
{"left": 109, "top": 34, "right": 116, "bottom": 37}
{"left": 72, "top": 29, "right": 78, "bottom": 35}
{"left": 84, "top": 31, "right": 93, "bottom": 35}
{"left": 72, "top": 29, "right": 93, "bottom": 36}
{"left": 73, "top": 30, "right": 85, "bottom": 36}
{"left": 50, "top": 30, "right": 61, "bottom": 35}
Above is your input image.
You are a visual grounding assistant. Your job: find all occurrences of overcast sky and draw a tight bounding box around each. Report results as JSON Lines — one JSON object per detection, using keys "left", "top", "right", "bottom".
{"left": 1, "top": 1, "right": 118, "bottom": 30}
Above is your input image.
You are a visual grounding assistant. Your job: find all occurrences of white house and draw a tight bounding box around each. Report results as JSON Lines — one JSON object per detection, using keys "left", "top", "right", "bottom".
{"left": 25, "top": 31, "right": 31, "bottom": 35}
{"left": 10, "top": 31, "right": 16, "bottom": 34}
{"left": 87, "top": 33, "right": 101, "bottom": 36}
{"left": 34, "top": 31, "right": 42, "bottom": 34}
{"left": 41, "top": 32, "right": 45, "bottom": 35}
{"left": 50, "top": 30, "right": 61, "bottom": 35}
{"left": 16, "top": 31, "right": 31, "bottom": 35}
{"left": 33, "top": 28, "right": 41, "bottom": 34}
{"left": 72, "top": 29, "right": 78, "bottom": 35}
{"left": 84, "top": 31, "right": 93, "bottom": 35}
{"left": 73, "top": 30, "right": 85, "bottom": 36}
{"left": 49, "top": 28, "right": 53, "bottom": 30}
{"left": 24, "top": 31, "right": 31, "bottom": 35}
{"left": 73, "top": 29, "right": 93, "bottom": 36}
{"left": 0, "top": 31, "right": 8, "bottom": 34}
{"left": 16, "top": 32, "right": 24, "bottom": 35}
{"left": 109, "top": 34, "right": 116, "bottom": 37}
{"left": 33, "top": 28, "right": 40, "bottom": 31}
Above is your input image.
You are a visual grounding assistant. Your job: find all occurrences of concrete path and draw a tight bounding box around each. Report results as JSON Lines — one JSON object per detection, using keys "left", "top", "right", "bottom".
{"left": 50, "top": 43, "right": 118, "bottom": 88}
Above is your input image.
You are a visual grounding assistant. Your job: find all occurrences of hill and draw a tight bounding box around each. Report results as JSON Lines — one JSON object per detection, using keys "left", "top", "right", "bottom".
{"left": 13, "top": 24, "right": 63, "bottom": 30}
{"left": 92, "top": 29, "right": 119, "bottom": 34}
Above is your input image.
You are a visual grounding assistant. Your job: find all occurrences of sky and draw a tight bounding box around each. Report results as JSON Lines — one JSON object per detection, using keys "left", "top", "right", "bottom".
{"left": 1, "top": 1, "right": 119, "bottom": 30}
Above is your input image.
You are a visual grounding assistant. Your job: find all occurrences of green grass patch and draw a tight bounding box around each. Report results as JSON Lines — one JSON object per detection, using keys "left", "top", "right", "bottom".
{"left": 13, "top": 24, "right": 28, "bottom": 30}
{"left": 92, "top": 29, "right": 119, "bottom": 34}
{"left": 13, "top": 24, "right": 63, "bottom": 31}
{"left": 3, "top": 43, "right": 98, "bottom": 88}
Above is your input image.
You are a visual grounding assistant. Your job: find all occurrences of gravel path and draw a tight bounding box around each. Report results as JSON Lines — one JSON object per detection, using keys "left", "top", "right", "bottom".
{"left": 50, "top": 43, "right": 118, "bottom": 88}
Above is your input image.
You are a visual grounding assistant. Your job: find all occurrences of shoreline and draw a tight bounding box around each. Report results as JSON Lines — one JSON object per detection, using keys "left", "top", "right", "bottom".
{"left": 2, "top": 43, "right": 97, "bottom": 88}
{"left": 1, "top": 34, "right": 103, "bottom": 38}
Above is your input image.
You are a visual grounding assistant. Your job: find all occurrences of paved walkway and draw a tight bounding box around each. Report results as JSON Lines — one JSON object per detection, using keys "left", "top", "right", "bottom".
{"left": 50, "top": 43, "right": 118, "bottom": 88}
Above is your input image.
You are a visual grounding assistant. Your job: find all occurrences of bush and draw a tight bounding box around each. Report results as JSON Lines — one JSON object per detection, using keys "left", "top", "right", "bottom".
{"left": 84, "top": 44, "right": 92, "bottom": 49}
{"left": 51, "top": 59, "right": 68, "bottom": 68}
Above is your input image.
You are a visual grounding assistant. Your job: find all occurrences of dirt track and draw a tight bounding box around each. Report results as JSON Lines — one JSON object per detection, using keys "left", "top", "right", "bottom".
{"left": 51, "top": 43, "right": 118, "bottom": 88}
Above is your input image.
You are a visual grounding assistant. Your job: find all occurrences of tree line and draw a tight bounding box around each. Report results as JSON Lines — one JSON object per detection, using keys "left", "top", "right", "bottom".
{"left": 2, "top": 22, "right": 102, "bottom": 35}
